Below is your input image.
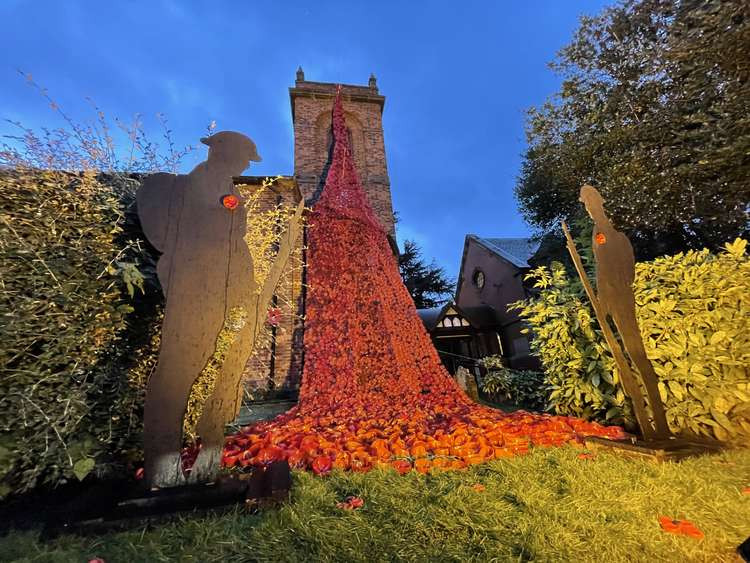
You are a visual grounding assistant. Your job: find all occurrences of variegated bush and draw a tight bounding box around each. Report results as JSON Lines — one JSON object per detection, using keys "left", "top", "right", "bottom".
{"left": 512, "top": 239, "right": 750, "bottom": 443}
{"left": 636, "top": 238, "right": 750, "bottom": 442}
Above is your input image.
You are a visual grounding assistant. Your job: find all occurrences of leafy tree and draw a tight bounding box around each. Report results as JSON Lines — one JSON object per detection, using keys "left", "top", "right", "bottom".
{"left": 398, "top": 240, "right": 455, "bottom": 309}
{"left": 516, "top": 0, "right": 750, "bottom": 259}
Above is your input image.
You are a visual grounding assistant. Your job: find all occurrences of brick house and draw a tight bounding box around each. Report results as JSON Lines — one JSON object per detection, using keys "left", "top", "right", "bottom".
{"left": 417, "top": 301, "right": 502, "bottom": 377}
{"left": 454, "top": 236, "right": 541, "bottom": 370}
{"left": 238, "top": 69, "right": 397, "bottom": 401}
{"left": 418, "top": 236, "right": 541, "bottom": 373}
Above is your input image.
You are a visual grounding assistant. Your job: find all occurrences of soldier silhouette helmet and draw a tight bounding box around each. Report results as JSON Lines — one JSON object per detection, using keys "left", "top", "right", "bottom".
{"left": 200, "top": 131, "right": 262, "bottom": 176}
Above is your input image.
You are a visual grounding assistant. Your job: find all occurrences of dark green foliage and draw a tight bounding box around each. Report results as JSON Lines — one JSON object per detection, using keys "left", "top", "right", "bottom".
{"left": 517, "top": 0, "right": 750, "bottom": 259}
{"left": 478, "top": 358, "right": 548, "bottom": 411}
{"left": 398, "top": 239, "right": 455, "bottom": 309}
{"left": 0, "top": 169, "right": 161, "bottom": 497}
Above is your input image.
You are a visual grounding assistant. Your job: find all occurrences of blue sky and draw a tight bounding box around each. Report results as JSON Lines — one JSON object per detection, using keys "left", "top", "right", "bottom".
{"left": 0, "top": 1, "right": 610, "bottom": 281}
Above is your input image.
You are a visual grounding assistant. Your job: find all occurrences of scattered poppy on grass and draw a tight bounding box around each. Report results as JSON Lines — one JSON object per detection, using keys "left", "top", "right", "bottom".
{"left": 742, "top": 486, "right": 750, "bottom": 495}
{"left": 336, "top": 496, "right": 364, "bottom": 510}
{"left": 577, "top": 453, "right": 595, "bottom": 460}
{"left": 472, "top": 484, "right": 486, "bottom": 492}
{"left": 658, "top": 516, "right": 704, "bottom": 539}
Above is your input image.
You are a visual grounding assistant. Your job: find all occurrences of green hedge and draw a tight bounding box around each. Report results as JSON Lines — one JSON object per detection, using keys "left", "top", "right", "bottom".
{"left": 477, "top": 358, "right": 547, "bottom": 411}
{"left": 511, "top": 239, "right": 750, "bottom": 443}
{"left": 0, "top": 169, "right": 161, "bottom": 497}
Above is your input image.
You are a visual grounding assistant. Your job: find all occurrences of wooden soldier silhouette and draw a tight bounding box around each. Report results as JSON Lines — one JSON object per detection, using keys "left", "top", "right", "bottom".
{"left": 137, "top": 132, "right": 261, "bottom": 489}
{"left": 579, "top": 185, "right": 670, "bottom": 439}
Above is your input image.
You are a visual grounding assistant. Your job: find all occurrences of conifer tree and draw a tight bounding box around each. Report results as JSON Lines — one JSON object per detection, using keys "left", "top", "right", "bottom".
{"left": 398, "top": 240, "right": 454, "bottom": 309}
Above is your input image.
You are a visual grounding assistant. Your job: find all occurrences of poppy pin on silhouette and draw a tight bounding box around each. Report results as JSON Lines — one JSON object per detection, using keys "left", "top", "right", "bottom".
{"left": 221, "top": 194, "right": 240, "bottom": 210}
{"left": 267, "top": 307, "right": 282, "bottom": 327}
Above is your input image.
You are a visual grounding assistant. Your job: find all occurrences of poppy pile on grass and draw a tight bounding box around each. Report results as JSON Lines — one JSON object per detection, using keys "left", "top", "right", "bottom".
{"left": 221, "top": 88, "right": 626, "bottom": 476}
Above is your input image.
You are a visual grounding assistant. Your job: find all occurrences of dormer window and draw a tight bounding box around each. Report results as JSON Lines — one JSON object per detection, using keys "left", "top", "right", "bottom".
{"left": 472, "top": 269, "right": 485, "bottom": 289}
{"left": 438, "top": 314, "right": 470, "bottom": 328}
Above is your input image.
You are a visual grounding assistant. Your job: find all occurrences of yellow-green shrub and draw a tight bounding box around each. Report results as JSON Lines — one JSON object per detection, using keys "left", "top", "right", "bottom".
{"left": 0, "top": 169, "right": 161, "bottom": 496}
{"left": 636, "top": 239, "right": 750, "bottom": 442}
{"left": 510, "top": 264, "right": 634, "bottom": 429}
{"left": 512, "top": 239, "right": 750, "bottom": 443}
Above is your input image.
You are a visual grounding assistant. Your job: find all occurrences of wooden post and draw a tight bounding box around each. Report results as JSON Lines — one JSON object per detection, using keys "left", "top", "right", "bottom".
{"left": 561, "top": 221, "right": 656, "bottom": 440}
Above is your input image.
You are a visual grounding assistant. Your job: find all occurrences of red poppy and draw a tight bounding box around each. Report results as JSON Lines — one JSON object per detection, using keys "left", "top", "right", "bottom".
{"left": 267, "top": 307, "right": 282, "bottom": 327}
{"left": 311, "top": 455, "right": 332, "bottom": 476}
{"left": 256, "top": 446, "right": 284, "bottom": 465}
{"left": 595, "top": 232, "right": 606, "bottom": 245}
{"left": 336, "top": 496, "right": 364, "bottom": 510}
{"left": 221, "top": 194, "right": 240, "bottom": 210}
{"left": 658, "top": 516, "right": 704, "bottom": 539}
{"left": 391, "top": 460, "right": 412, "bottom": 475}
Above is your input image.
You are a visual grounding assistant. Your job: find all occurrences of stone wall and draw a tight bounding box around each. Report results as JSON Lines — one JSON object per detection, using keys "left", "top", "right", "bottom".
{"left": 237, "top": 177, "right": 305, "bottom": 397}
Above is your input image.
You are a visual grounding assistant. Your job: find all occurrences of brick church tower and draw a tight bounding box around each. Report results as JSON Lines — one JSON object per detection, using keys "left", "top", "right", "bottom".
{"left": 239, "top": 70, "right": 397, "bottom": 401}
{"left": 290, "top": 68, "right": 396, "bottom": 241}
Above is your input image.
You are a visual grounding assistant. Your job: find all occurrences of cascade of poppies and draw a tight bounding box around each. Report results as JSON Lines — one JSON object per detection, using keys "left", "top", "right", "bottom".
{"left": 296, "top": 86, "right": 472, "bottom": 418}
{"left": 221, "top": 88, "right": 626, "bottom": 475}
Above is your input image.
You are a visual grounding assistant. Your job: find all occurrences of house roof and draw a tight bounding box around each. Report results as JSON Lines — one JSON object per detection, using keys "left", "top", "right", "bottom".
{"left": 470, "top": 236, "right": 540, "bottom": 269}
{"left": 417, "top": 307, "right": 443, "bottom": 331}
{"left": 454, "top": 235, "right": 541, "bottom": 305}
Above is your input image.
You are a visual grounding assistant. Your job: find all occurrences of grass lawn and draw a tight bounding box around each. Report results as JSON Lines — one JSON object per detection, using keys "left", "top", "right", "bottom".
{"left": 1, "top": 445, "right": 748, "bottom": 562}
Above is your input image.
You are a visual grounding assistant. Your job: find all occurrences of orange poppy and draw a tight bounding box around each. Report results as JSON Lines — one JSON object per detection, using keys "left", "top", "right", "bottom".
{"left": 391, "top": 459, "right": 412, "bottom": 475}
{"left": 658, "top": 516, "right": 704, "bottom": 539}
{"left": 220, "top": 194, "right": 240, "bottom": 210}
{"left": 414, "top": 458, "right": 431, "bottom": 474}
{"left": 311, "top": 455, "right": 332, "bottom": 476}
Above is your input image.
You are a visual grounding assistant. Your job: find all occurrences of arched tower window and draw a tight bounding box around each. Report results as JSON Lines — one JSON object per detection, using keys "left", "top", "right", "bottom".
{"left": 326, "top": 127, "right": 354, "bottom": 158}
